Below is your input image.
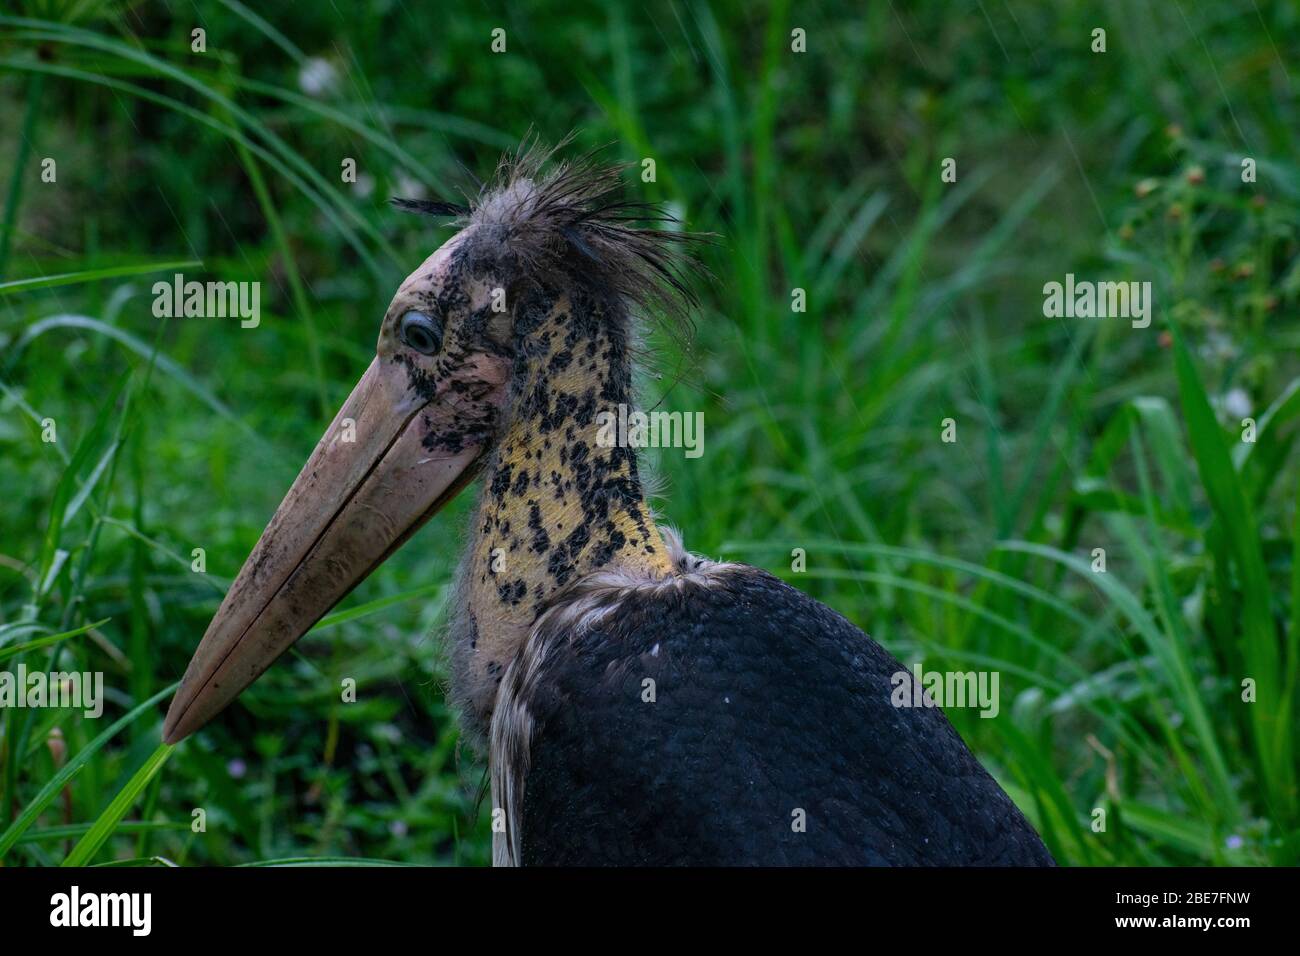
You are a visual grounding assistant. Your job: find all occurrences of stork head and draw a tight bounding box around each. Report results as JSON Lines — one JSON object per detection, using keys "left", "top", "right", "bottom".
{"left": 163, "top": 142, "right": 705, "bottom": 745}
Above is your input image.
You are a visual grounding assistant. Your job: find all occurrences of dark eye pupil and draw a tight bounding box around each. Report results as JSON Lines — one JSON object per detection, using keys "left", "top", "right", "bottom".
{"left": 401, "top": 312, "right": 441, "bottom": 354}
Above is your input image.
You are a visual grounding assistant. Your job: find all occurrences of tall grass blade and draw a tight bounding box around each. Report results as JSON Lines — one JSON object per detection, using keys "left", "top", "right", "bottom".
{"left": 61, "top": 743, "right": 174, "bottom": 866}
{"left": 0, "top": 683, "right": 176, "bottom": 859}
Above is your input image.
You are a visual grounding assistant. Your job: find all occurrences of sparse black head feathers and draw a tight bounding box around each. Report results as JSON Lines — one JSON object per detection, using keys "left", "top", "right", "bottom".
{"left": 389, "top": 197, "right": 470, "bottom": 218}
{"left": 393, "top": 138, "right": 713, "bottom": 333}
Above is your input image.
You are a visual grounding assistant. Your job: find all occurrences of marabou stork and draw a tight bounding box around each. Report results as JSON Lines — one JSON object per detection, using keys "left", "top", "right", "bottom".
{"left": 163, "top": 142, "right": 1054, "bottom": 867}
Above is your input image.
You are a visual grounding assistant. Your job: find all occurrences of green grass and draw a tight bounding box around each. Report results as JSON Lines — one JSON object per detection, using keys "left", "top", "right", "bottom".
{"left": 1, "top": 1, "right": 1297, "bottom": 866}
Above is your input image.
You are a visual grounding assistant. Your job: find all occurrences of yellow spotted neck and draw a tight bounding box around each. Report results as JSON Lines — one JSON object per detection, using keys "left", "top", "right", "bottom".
{"left": 462, "top": 288, "right": 672, "bottom": 713}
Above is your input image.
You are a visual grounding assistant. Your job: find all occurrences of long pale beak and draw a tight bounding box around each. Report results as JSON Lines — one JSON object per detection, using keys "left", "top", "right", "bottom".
{"left": 163, "top": 356, "right": 495, "bottom": 744}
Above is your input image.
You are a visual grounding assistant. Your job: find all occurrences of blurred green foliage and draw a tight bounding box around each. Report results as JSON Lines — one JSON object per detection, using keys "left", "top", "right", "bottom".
{"left": 0, "top": 1, "right": 1298, "bottom": 865}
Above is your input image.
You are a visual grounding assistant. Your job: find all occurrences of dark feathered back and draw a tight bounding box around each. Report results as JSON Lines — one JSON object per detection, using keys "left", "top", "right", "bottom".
{"left": 519, "top": 564, "right": 1057, "bottom": 866}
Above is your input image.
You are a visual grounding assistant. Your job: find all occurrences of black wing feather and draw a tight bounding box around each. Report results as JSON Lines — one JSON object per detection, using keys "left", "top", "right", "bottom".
{"left": 519, "top": 566, "right": 1054, "bottom": 866}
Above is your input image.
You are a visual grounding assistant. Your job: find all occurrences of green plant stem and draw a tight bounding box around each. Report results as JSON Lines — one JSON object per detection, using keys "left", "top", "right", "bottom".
{"left": 0, "top": 71, "right": 43, "bottom": 278}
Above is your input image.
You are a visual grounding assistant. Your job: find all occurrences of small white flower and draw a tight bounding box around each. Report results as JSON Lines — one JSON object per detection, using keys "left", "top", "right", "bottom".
{"left": 298, "top": 57, "right": 339, "bottom": 97}
{"left": 1212, "top": 387, "right": 1251, "bottom": 421}
{"left": 352, "top": 173, "right": 375, "bottom": 199}
{"left": 394, "top": 172, "right": 427, "bottom": 200}
{"left": 1221, "top": 387, "right": 1251, "bottom": 420}
{"left": 373, "top": 722, "right": 402, "bottom": 744}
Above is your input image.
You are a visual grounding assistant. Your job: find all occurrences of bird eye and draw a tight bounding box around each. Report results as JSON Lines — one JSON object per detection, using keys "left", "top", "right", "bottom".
{"left": 399, "top": 310, "right": 442, "bottom": 355}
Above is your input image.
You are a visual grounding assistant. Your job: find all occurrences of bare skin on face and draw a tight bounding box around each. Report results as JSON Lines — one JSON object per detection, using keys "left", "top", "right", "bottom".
{"left": 376, "top": 241, "right": 512, "bottom": 500}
